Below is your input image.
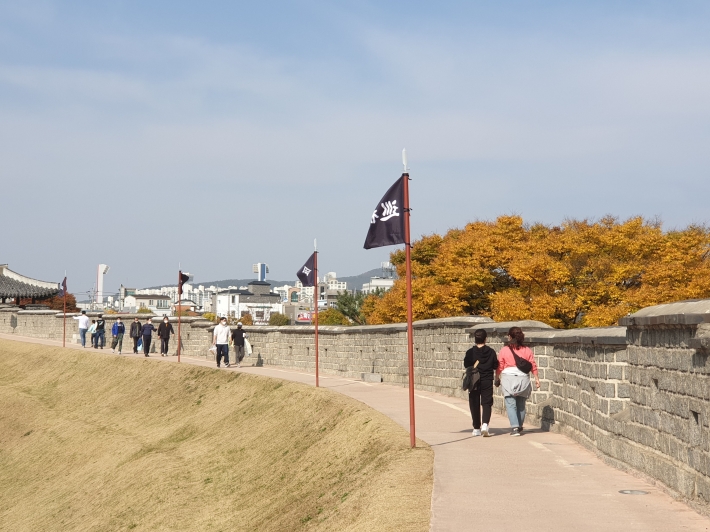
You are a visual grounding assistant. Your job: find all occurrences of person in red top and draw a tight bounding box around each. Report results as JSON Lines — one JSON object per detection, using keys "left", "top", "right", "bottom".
{"left": 495, "top": 326, "right": 540, "bottom": 436}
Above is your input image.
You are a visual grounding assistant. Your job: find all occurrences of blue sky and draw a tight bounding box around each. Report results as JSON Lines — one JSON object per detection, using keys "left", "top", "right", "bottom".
{"left": 1, "top": 1, "right": 709, "bottom": 298}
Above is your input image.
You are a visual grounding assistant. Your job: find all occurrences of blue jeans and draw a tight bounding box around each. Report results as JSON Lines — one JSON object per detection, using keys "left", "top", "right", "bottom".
{"left": 216, "top": 344, "right": 229, "bottom": 366}
{"left": 504, "top": 395, "right": 527, "bottom": 428}
{"left": 79, "top": 328, "right": 87, "bottom": 347}
{"left": 94, "top": 330, "right": 105, "bottom": 348}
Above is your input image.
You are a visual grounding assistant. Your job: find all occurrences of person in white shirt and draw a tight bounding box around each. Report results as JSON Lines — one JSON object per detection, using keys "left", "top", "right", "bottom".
{"left": 212, "top": 317, "right": 231, "bottom": 368}
{"left": 73, "top": 310, "right": 90, "bottom": 347}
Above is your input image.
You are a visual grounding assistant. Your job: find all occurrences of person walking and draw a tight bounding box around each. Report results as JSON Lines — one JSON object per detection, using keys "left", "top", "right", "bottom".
{"left": 94, "top": 314, "right": 106, "bottom": 349}
{"left": 130, "top": 317, "right": 142, "bottom": 354}
{"left": 141, "top": 318, "right": 156, "bottom": 357}
{"left": 88, "top": 320, "right": 97, "bottom": 348}
{"left": 111, "top": 317, "right": 126, "bottom": 354}
{"left": 495, "top": 326, "right": 540, "bottom": 436}
{"left": 157, "top": 316, "right": 174, "bottom": 356}
{"left": 464, "top": 329, "right": 498, "bottom": 437}
{"left": 213, "top": 316, "right": 231, "bottom": 368}
{"left": 73, "top": 310, "right": 90, "bottom": 348}
{"left": 230, "top": 321, "right": 248, "bottom": 368}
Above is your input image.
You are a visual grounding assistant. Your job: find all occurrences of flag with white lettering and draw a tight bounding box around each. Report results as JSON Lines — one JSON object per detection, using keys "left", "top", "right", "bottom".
{"left": 364, "top": 175, "right": 406, "bottom": 249}
{"left": 297, "top": 253, "right": 316, "bottom": 287}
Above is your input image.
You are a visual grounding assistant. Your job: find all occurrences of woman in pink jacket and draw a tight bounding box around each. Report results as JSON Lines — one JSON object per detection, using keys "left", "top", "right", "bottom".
{"left": 495, "top": 326, "right": 540, "bottom": 436}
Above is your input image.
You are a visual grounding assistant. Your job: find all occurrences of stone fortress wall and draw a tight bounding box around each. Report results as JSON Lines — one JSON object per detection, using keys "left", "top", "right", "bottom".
{"left": 2, "top": 300, "right": 710, "bottom": 512}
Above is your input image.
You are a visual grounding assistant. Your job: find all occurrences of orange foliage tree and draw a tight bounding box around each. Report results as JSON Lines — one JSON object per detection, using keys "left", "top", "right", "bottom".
{"left": 19, "top": 293, "right": 79, "bottom": 312}
{"left": 363, "top": 216, "right": 710, "bottom": 328}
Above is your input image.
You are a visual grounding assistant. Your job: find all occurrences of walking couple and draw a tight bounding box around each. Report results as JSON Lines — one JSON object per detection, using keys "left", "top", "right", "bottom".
{"left": 212, "top": 317, "right": 248, "bottom": 368}
{"left": 464, "top": 326, "right": 540, "bottom": 437}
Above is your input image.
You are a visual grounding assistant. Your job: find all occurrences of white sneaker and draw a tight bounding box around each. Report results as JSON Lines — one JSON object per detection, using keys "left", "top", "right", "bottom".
{"left": 481, "top": 423, "right": 490, "bottom": 437}
{"left": 111, "top": 349, "right": 115, "bottom": 353}
{"left": 237, "top": 363, "right": 241, "bottom": 368}
{"left": 472, "top": 429, "right": 481, "bottom": 437}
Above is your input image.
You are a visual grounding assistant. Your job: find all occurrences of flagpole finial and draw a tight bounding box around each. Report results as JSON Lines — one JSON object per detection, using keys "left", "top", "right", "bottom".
{"left": 402, "top": 148, "right": 408, "bottom": 173}
{"left": 314, "top": 239, "right": 317, "bottom": 251}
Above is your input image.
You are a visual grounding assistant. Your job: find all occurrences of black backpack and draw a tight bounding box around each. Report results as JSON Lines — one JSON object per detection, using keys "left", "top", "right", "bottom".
{"left": 512, "top": 351, "right": 533, "bottom": 374}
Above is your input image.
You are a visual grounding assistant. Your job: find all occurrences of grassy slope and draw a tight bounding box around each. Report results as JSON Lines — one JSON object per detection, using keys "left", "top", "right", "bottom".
{"left": 0, "top": 340, "right": 432, "bottom": 531}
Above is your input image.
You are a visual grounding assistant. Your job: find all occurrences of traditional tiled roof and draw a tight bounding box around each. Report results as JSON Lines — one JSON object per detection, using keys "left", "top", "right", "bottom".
{"left": 0, "top": 264, "right": 60, "bottom": 299}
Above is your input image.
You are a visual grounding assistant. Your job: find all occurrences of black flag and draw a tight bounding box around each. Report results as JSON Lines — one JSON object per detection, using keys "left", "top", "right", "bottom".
{"left": 178, "top": 271, "right": 190, "bottom": 296}
{"left": 297, "top": 253, "right": 316, "bottom": 287}
{"left": 363, "top": 175, "right": 406, "bottom": 249}
{"left": 58, "top": 277, "right": 67, "bottom": 297}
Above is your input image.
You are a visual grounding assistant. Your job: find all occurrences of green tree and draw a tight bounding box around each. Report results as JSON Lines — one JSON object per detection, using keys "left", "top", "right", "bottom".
{"left": 335, "top": 289, "right": 386, "bottom": 325}
{"left": 269, "top": 312, "right": 291, "bottom": 326}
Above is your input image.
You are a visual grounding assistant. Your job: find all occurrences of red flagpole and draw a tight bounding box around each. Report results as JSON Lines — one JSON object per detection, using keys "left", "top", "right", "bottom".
{"left": 314, "top": 248, "right": 319, "bottom": 388}
{"left": 403, "top": 173, "right": 416, "bottom": 448}
{"left": 62, "top": 285, "right": 67, "bottom": 348}
{"left": 177, "top": 270, "right": 182, "bottom": 363}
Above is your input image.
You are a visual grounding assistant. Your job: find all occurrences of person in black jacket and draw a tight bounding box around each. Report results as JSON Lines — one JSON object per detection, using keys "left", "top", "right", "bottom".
{"left": 130, "top": 317, "right": 142, "bottom": 354}
{"left": 141, "top": 318, "right": 156, "bottom": 357}
{"left": 464, "top": 329, "right": 499, "bottom": 437}
{"left": 157, "top": 316, "right": 175, "bottom": 356}
{"left": 94, "top": 314, "right": 106, "bottom": 349}
{"left": 230, "top": 322, "right": 248, "bottom": 367}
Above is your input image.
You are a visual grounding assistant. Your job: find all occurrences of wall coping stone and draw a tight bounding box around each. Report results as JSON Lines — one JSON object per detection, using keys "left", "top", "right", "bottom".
{"left": 619, "top": 299, "right": 710, "bottom": 326}
{"left": 233, "top": 317, "right": 497, "bottom": 335}
{"left": 524, "top": 326, "right": 627, "bottom": 346}
{"left": 465, "top": 320, "right": 554, "bottom": 335}
{"left": 16, "top": 310, "right": 62, "bottom": 316}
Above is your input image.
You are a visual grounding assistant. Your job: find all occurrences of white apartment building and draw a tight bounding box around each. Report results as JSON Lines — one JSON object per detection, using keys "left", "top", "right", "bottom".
{"left": 362, "top": 277, "right": 395, "bottom": 294}
{"left": 212, "top": 281, "right": 283, "bottom": 325}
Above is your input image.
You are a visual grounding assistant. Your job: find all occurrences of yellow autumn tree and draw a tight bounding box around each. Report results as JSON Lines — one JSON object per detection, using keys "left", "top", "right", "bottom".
{"left": 363, "top": 216, "right": 710, "bottom": 328}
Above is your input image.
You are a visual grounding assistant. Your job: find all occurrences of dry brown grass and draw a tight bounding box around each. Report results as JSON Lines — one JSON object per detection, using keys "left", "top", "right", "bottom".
{"left": 0, "top": 340, "right": 433, "bottom": 531}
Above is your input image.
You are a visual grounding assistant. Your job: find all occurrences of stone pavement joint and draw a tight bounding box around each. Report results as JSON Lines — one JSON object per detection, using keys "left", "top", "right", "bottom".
{"left": 1, "top": 333, "right": 709, "bottom": 532}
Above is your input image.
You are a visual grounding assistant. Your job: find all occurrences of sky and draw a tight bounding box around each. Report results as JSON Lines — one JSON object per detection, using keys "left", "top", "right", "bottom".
{"left": 1, "top": 1, "right": 710, "bottom": 299}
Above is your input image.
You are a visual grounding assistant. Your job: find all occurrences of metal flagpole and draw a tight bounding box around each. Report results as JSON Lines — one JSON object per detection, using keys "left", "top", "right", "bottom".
{"left": 314, "top": 240, "right": 319, "bottom": 388}
{"left": 403, "top": 172, "right": 416, "bottom": 448}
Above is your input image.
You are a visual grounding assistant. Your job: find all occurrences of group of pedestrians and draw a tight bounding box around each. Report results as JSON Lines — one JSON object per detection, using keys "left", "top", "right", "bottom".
{"left": 73, "top": 311, "right": 107, "bottom": 349}
{"left": 464, "top": 326, "right": 540, "bottom": 437}
{"left": 73, "top": 311, "right": 176, "bottom": 357}
{"left": 129, "top": 316, "right": 175, "bottom": 356}
{"left": 212, "top": 316, "right": 248, "bottom": 368}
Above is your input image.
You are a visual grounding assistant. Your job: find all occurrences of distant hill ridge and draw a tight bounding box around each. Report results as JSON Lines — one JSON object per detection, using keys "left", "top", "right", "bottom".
{"left": 146, "top": 268, "right": 394, "bottom": 291}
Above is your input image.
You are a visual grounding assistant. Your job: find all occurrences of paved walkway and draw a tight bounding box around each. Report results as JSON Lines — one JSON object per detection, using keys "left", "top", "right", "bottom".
{"left": 2, "top": 333, "right": 709, "bottom": 531}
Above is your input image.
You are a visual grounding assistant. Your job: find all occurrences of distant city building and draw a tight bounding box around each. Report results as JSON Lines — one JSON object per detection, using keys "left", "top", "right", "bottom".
{"left": 295, "top": 271, "right": 346, "bottom": 309}
{"left": 323, "top": 272, "right": 347, "bottom": 292}
{"left": 362, "top": 277, "right": 395, "bottom": 294}
{"left": 124, "top": 294, "right": 172, "bottom": 315}
{"left": 212, "top": 281, "right": 283, "bottom": 324}
{"left": 253, "top": 263, "right": 269, "bottom": 282}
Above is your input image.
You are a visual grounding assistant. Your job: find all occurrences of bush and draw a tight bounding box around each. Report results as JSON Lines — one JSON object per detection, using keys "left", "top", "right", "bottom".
{"left": 269, "top": 313, "right": 291, "bottom": 326}
{"left": 238, "top": 314, "right": 253, "bottom": 326}
{"left": 317, "top": 308, "right": 350, "bottom": 326}
{"left": 137, "top": 307, "right": 153, "bottom": 314}
{"left": 202, "top": 312, "right": 217, "bottom": 323}
{"left": 104, "top": 309, "right": 117, "bottom": 314}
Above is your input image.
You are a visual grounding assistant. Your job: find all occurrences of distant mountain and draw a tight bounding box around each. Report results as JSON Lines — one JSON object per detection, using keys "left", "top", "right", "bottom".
{"left": 195, "top": 278, "right": 295, "bottom": 289}
{"left": 336, "top": 269, "right": 397, "bottom": 292}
